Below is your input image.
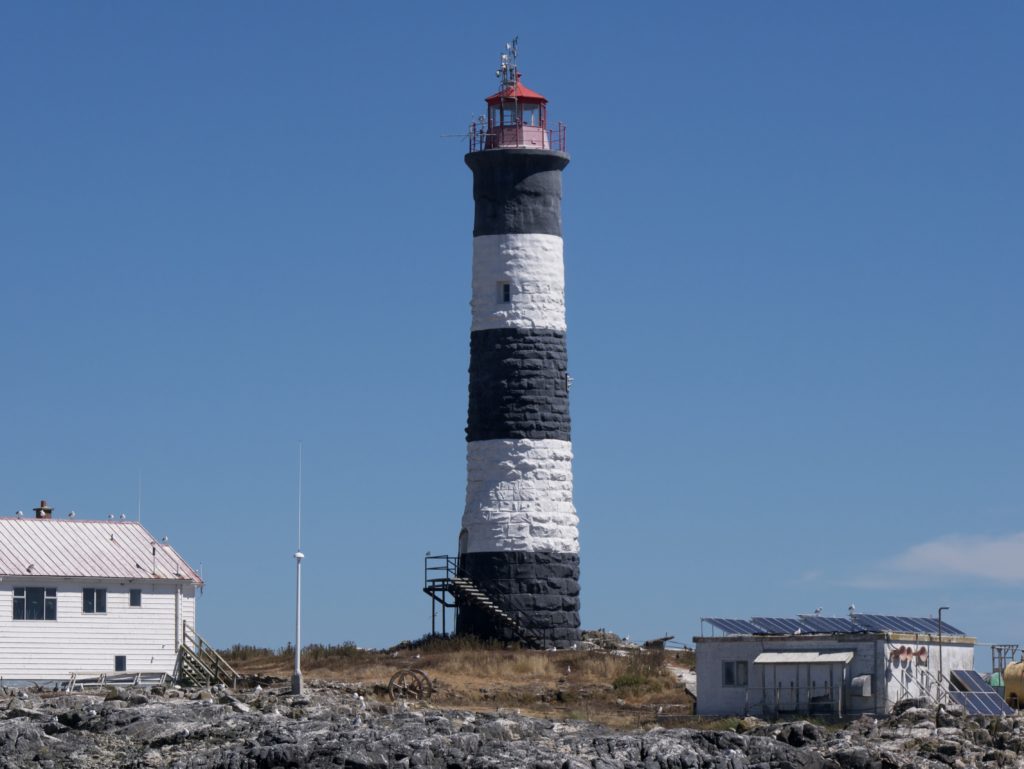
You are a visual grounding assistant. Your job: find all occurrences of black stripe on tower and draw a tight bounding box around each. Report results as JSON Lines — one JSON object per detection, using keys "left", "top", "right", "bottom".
{"left": 466, "top": 149, "right": 569, "bottom": 237}
{"left": 457, "top": 552, "right": 580, "bottom": 647}
{"left": 466, "top": 328, "right": 570, "bottom": 442}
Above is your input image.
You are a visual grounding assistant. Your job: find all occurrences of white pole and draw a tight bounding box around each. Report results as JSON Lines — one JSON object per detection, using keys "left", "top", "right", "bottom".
{"left": 292, "top": 442, "right": 304, "bottom": 695}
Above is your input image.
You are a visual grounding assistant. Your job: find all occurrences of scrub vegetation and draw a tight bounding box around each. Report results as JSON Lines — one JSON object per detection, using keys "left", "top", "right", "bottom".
{"left": 220, "top": 636, "right": 696, "bottom": 730}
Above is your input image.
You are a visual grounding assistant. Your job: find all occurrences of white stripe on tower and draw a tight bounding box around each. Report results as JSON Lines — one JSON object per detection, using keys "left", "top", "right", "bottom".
{"left": 471, "top": 233, "right": 566, "bottom": 333}
{"left": 463, "top": 438, "right": 578, "bottom": 554}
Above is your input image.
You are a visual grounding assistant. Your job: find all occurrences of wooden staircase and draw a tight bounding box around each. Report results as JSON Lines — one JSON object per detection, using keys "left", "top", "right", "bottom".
{"left": 175, "top": 622, "right": 239, "bottom": 688}
{"left": 423, "top": 555, "right": 542, "bottom": 648}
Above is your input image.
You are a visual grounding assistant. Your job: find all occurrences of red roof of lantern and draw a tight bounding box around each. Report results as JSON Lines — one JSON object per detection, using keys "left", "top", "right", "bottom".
{"left": 485, "top": 74, "right": 547, "bottom": 105}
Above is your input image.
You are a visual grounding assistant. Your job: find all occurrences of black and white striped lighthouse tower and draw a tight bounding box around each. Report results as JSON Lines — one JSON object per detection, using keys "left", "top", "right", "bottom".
{"left": 456, "top": 42, "right": 580, "bottom": 648}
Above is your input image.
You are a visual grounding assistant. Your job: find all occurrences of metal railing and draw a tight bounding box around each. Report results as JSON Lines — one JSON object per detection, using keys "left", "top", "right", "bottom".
{"left": 744, "top": 684, "right": 845, "bottom": 718}
{"left": 423, "top": 554, "right": 548, "bottom": 648}
{"left": 468, "top": 121, "right": 567, "bottom": 153}
{"left": 424, "top": 554, "right": 462, "bottom": 592}
{"left": 65, "top": 671, "right": 168, "bottom": 692}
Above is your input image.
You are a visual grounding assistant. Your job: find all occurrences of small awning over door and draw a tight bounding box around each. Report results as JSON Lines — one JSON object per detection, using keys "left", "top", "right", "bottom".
{"left": 754, "top": 651, "right": 855, "bottom": 665}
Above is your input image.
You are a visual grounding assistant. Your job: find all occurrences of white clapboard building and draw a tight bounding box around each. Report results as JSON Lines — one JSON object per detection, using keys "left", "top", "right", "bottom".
{"left": 0, "top": 501, "right": 203, "bottom": 682}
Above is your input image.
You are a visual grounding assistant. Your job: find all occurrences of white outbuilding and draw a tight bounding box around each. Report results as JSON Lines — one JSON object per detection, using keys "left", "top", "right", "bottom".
{"left": 694, "top": 613, "right": 976, "bottom": 718}
{"left": 0, "top": 501, "right": 203, "bottom": 683}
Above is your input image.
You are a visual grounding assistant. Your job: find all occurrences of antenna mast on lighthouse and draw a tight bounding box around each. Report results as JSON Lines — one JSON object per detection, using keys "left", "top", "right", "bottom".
{"left": 496, "top": 36, "right": 519, "bottom": 89}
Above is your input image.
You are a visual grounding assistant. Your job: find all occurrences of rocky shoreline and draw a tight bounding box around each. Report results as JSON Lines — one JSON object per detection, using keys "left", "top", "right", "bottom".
{"left": 1, "top": 682, "right": 1022, "bottom": 768}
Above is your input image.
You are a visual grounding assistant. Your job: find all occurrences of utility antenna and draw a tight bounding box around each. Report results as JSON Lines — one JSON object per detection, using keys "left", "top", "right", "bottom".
{"left": 292, "top": 441, "right": 305, "bottom": 696}
{"left": 496, "top": 36, "right": 519, "bottom": 90}
{"left": 137, "top": 471, "right": 143, "bottom": 522}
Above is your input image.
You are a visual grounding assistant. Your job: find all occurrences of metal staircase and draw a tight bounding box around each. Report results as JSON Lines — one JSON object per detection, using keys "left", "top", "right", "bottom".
{"left": 175, "top": 622, "right": 239, "bottom": 688}
{"left": 423, "top": 555, "right": 542, "bottom": 648}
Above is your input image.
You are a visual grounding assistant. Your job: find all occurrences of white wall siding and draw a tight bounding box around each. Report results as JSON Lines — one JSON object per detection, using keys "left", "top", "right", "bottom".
{"left": 471, "top": 233, "right": 566, "bottom": 332}
{"left": 462, "top": 438, "right": 578, "bottom": 554}
{"left": 0, "top": 579, "right": 196, "bottom": 679}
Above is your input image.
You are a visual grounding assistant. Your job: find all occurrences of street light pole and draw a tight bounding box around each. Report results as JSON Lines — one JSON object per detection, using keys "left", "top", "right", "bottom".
{"left": 292, "top": 442, "right": 304, "bottom": 696}
{"left": 292, "top": 549, "right": 304, "bottom": 694}
{"left": 937, "top": 606, "right": 950, "bottom": 703}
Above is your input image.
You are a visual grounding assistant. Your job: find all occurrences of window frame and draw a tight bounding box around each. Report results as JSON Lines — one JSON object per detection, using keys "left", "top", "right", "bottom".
{"left": 83, "top": 587, "right": 107, "bottom": 614}
{"left": 722, "top": 660, "right": 749, "bottom": 687}
{"left": 129, "top": 588, "right": 142, "bottom": 607}
{"left": 114, "top": 655, "right": 127, "bottom": 672}
{"left": 13, "top": 587, "right": 57, "bottom": 621}
{"left": 498, "top": 281, "right": 511, "bottom": 303}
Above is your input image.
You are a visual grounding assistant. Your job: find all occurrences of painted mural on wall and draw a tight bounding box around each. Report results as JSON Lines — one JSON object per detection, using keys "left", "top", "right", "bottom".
{"left": 885, "top": 644, "right": 933, "bottom": 699}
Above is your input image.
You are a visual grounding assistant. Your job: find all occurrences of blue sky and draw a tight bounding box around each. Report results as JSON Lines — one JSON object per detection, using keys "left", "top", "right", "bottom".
{"left": 2, "top": 3, "right": 1022, "bottom": 660}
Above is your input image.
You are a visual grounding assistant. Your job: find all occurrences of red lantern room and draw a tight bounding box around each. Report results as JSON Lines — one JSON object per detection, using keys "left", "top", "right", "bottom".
{"left": 469, "top": 39, "right": 566, "bottom": 153}
{"left": 485, "top": 73, "right": 548, "bottom": 149}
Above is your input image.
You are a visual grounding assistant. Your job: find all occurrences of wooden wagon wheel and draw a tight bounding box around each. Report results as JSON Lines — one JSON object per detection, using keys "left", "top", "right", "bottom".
{"left": 388, "top": 668, "right": 433, "bottom": 701}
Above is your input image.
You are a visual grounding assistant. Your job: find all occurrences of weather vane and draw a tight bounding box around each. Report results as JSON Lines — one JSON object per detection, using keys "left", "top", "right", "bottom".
{"left": 496, "top": 36, "right": 519, "bottom": 90}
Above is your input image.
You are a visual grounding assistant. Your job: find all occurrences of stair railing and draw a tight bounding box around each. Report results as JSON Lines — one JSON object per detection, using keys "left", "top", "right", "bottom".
{"left": 180, "top": 621, "right": 239, "bottom": 687}
{"left": 423, "top": 554, "right": 545, "bottom": 648}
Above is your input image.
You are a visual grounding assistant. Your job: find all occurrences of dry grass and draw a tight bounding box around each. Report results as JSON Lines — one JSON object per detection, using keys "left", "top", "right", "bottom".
{"left": 221, "top": 638, "right": 695, "bottom": 730}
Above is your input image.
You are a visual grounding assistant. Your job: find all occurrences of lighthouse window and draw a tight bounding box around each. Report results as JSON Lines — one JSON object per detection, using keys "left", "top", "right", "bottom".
{"left": 499, "top": 282, "right": 511, "bottom": 303}
{"left": 522, "top": 105, "right": 540, "bottom": 126}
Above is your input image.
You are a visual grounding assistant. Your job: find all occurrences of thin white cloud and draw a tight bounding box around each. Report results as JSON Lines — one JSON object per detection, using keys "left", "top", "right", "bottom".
{"left": 796, "top": 569, "right": 823, "bottom": 584}
{"left": 875, "top": 532, "right": 1024, "bottom": 585}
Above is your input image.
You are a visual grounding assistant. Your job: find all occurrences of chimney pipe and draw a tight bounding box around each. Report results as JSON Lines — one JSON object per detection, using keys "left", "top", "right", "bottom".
{"left": 33, "top": 500, "right": 53, "bottom": 519}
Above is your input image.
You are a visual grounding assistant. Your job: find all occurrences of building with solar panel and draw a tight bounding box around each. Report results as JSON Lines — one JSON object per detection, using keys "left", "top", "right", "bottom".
{"left": 692, "top": 612, "right": 1004, "bottom": 718}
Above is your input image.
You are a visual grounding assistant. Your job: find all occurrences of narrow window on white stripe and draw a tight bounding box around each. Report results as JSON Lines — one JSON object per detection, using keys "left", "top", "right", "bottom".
{"left": 498, "top": 282, "right": 511, "bottom": 303}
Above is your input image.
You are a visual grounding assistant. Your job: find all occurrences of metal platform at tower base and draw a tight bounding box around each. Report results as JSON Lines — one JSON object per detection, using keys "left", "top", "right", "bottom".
{"left": 423, "top": 555, "right": 543, "bottom": 648}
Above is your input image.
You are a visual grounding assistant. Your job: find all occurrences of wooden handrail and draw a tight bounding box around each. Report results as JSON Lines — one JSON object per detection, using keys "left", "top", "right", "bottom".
{"left": 181, "top": 621, "right": 239, "bottom": 687}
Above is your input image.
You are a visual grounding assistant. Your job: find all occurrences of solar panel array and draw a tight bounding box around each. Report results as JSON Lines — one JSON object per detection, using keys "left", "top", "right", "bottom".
{"left": 798, "top": 615, "right": 859, "bottom": 633}
{"left": 751, "top": 617, "right": 805, "bottom": 634}
{"left": 703, "top": 618, "right": 762, "bottom": 636}
{"left": 701, "top": 615, "right": 968, "bottom": 636}
{"left": 949, "top": 690, "right": 1014, "bottom": 716}
{"left": 853, "top": 614, "right": 966, "bottom": 636}
{"left": 950, "top": 669, "right": 992, "bottom": 693}
{"left": 947, "top": 669, "right": 1013, "bottom": 716}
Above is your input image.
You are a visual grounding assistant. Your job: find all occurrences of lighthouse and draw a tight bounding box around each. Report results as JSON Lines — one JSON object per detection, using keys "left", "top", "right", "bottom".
{"left": 456, "top": 42, "right": 580, "bottom": 648}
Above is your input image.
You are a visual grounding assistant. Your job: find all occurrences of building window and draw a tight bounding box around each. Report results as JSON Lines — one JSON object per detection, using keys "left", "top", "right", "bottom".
{"left": 83, "top": 588, "right": 107, "bottom": 614}
{"left": 722, "top": 660, "right": 748, "bottom": 687}
{"left": 499, "top": 282, "right": 511, "bottom": 303}
{"left": 114, "top": 655, "right": 127, "bottom": 672}
{"left": 13, "top": 587, "right": 57, "bottom": 620}
{"left": 129, "top": 589, "right": 142, "bottom": 607}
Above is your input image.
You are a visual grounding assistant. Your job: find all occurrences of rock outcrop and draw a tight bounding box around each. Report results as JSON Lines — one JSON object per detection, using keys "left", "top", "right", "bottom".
{"left": 0, "top": 682, "right": 1021, "bottom": 768}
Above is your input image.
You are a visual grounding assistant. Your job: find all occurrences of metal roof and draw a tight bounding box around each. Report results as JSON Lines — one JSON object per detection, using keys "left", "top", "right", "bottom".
{"left": 0, "top": 517, "right": 202, "bottom": 584}
{"left": 754, "top": 651, "right": 855, "bottom": 665}
{"left": 486, "top": 78, "right": 547, "bottom": 104}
